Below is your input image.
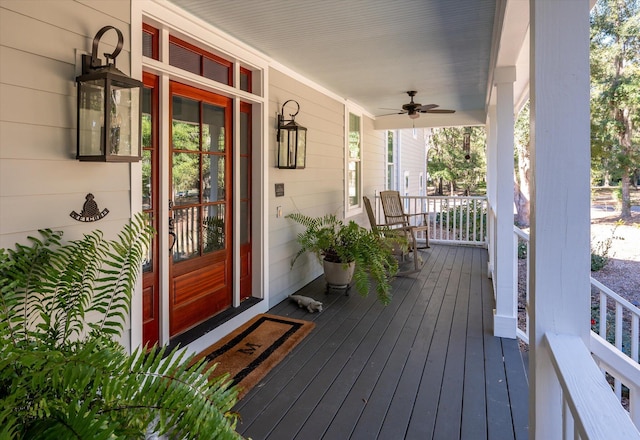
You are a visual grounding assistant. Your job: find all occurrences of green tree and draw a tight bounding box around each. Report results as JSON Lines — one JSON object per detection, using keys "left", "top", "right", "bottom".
{"left": 590, "top": 0, "right": 640, "bottom": 217}
{"left": 514, "top": 101, "right": 531, "bottom": 227}
{"left": 428, "top": 127, "right": 486, "bottom": 195}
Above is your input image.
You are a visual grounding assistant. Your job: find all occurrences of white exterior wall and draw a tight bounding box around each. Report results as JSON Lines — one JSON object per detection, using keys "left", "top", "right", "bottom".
{"left": 268, "top": 68, "right": 345, "bottom": 306}
{"left": 362, "top": 116, "right": 386, "bottom": 202}
{"left": 0, "top": 0, "right": 136, "bottom": 350}
{"left": 267, "top": 69, "right": 384, "bottom": 307}
{"left": 398, "top": 129, "right": 427, "bottom": 197}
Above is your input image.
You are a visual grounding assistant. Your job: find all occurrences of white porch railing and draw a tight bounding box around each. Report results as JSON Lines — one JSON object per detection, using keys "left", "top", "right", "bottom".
{"left": 373, "top": 195, "right": 488, "bottom": 247}
{"left": 514, "top": 224, "right": 640, "bottom": 434}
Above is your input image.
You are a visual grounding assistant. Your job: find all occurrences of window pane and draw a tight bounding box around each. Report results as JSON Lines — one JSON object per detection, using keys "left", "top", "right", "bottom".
{"left": 143, "top": 212, "right": 154, "bottom": 272}
{"left": 142, "top": 149, "right": 152, "bottom": 210}
{"left": 203, "top": 103, "right": 225, "bottom": 152}
{"left": 172, "top": 206, "right": 200, "bottom": 262}
{"left": 203, "top": 57, "right": 230, "bottom": 85}
{"left": 203, "top": 205, "right": 225, "bottom": 252}
{"left": 142, "top": 87, "right": 153, "bottom": 211}
{"left": 348, "top": 113, "right": 361, "bottom": 159}
{"left": 173, "top": 152, "right": 200, "bottom": 206}
{"left": 202, "top": 155, "right": 225, "bottom": 203}
{"left": 240, "top": 157, "right": 248, "bottom": 199}
{"left": 172, "top": 96, "right": 200, "bottom": 151}
{"left": 348, "top": 113, "right": 361, "bottom": 207}
{"left": 169, "top": 42, "right": 200, "bottom": 75}
{"left": 240, "top": 201, "right": 249, "bottom": 245}
{"left": 240, "top": 112, "right": 249, "bottom": 155}
{"left": 349, "top": 161, "right": 360, "bottom": 207}
{"left": 143, "top": 31, "right": 154, "bottom": 59}
{"left": 240, "top": 70, "right": 250, "bottom": 92}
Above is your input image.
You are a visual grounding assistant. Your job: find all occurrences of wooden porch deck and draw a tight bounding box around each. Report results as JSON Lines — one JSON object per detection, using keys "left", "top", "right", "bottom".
{"left": 234, "top": 245, "right": 529, "bottom": 440}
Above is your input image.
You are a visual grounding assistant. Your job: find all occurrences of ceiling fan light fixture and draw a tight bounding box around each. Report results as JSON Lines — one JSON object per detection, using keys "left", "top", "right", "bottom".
{"left": 409, "top": 112, "right": 420, "bottom": 120}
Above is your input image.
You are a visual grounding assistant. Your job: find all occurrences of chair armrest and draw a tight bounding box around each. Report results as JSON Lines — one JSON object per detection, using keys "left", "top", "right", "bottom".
{"left": 404, "top": 212, "right": 429, "bottom": 225}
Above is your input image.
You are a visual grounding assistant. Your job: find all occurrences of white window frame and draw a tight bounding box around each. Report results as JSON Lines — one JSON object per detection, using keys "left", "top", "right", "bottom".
{"left": 345, "top": 109, "right": 363, "bottom": 215}
{"left": 386, "top": 130, "right": 397, "bottom": 190}
{"left": 404, "top": 171, "right": 410, "bottom": 211}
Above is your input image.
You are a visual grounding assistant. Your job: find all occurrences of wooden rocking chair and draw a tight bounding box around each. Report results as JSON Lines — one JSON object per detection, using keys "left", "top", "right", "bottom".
{"left": 379, "top": 190, "right": 430, "bottom": 249}
{"left": 363, "top": 195, "right": 422, "bottom": 274}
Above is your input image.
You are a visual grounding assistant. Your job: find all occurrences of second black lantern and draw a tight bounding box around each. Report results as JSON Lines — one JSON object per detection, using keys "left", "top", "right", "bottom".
{"left": 277, "top": 100, "right": 307, "bottom": 169}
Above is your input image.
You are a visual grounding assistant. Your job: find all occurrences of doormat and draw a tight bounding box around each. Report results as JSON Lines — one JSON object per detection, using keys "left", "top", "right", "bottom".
{"left": 192, "top": 313, "right": 315, "bottom": 400}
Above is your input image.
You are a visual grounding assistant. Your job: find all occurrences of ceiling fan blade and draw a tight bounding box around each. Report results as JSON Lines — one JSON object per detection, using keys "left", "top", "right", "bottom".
{"left": 422, "top": 109, "right": 456, "bottom": 114}
{"left": 418, "top": 104, "right": 439, "bottom": 111}
{"left": 378, "top": 111, "right": 406, "bottom": 117}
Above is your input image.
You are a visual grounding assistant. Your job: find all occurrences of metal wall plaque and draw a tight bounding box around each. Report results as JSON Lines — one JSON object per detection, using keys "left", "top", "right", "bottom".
{"left": 70, "top": 193, "right": 109, "bottom": 222}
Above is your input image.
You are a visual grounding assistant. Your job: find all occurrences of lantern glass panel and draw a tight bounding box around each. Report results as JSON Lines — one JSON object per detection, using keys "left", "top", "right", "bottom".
{"left": 296, "top": 128, "right": 306, "bottom": 168}
{"left": 109, "top": 81, "right": 140, "bottom": 158}
{"left": 278, "top": 128, "right": 290, "bottom": 168}
{"left": 78, "top": 79, "right": 105, "bottom": 157}
{"left": 287, "top": 129, "right": 297, "bottom": 167}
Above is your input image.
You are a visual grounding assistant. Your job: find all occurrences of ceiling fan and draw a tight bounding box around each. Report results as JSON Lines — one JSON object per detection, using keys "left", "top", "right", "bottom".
{"left": 385, "top": 91, "right": 455, "bottom": 119}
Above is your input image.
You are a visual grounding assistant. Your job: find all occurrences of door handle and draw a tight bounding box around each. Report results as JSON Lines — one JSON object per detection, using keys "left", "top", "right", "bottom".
{"left": 168, "top": 199, "right": 176, "bottom": 251}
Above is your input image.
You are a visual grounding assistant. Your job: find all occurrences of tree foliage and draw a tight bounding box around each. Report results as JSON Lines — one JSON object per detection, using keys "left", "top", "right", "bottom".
{"left": 428, "top": 127, "right": 487, "bottom": 195}
{"left": 514, "top": 102, "right": 531, "bottom": 226}
{"left": 0, "top": 214, "right": 242, "bottom": 439}
{"left": 590, "top": 0, "right": 640, "bottom": 215}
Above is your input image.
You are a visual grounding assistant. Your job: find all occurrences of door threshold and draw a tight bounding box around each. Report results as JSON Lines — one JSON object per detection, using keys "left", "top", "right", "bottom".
{"left": 166, "top": 297, "right": 262, "bottom": 351}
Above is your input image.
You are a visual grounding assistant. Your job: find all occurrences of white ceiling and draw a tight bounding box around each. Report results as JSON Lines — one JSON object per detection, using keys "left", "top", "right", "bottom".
{"left": 167, "top": 0, "right": 511, "bottom": 129}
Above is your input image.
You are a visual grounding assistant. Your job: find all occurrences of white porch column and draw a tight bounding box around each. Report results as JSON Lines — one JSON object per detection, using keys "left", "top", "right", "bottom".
{"left": 529, "top": 0, "right": 591, "bottom": 438}
{"left": 493, "top": 66, "right": 517, "bottom": 339}
{"left": 486, "top": 105, "right": 497, "bottom": 280}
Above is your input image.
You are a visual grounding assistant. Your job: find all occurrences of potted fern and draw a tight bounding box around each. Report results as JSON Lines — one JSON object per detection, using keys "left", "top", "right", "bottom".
{"left": 286, "top": 212, "right": 400, "bottom": 305}
{"left": 0, "top": 214, "right": 242, "bottom": 439}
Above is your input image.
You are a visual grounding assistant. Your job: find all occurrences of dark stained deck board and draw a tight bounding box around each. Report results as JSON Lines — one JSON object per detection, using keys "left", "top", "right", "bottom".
{"left": 482, "top": 254, "right": 517, "bottom": 440}
{"left": 432, "top": 246, "right": 473, "bottom": 439}
{"left": 405, "top": 246, "right": 468, "bottom": 439}
{"left": 348, "top": 246, "right": 447, "bottom": 440}
{"left": 234, "top": 245, "right": 529, "bottom": 440}
{"left": 376, "top": 245, "right": 452, "bottom": 439}
{"left": 290, "top": 277, "right": 416, "bottom": 439}
{"left": 461, "top": 247, "right": 489, "bottom": 439}
{"left": 503, "top": 337, "right": 530, "bottom": 440}
{"left": 324, "top": 246, "right": 447, "bottom": 440}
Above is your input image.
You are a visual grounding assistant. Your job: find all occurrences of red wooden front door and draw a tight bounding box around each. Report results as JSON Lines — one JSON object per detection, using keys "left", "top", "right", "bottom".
{"left": 169, "top": 81, "right": 233, "bottom": 336}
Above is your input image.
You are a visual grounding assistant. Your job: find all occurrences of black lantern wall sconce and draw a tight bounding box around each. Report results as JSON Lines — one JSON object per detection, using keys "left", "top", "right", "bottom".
{"left": 76, "top": 26, "right": 143, "bottom": 162}
{"left": 276, "top": 100, "right": 307, "bottom": 169}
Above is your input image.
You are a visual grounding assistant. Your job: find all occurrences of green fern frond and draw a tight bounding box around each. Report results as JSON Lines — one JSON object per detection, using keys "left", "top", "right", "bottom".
{"left": 1, "top": 214, "right": 242, "bottom": 439}
{"left": 286, "top": 211, "right": 399, "bottom": 305}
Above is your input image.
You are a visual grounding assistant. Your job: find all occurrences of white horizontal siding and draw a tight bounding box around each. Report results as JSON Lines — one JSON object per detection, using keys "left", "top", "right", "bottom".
{"left": 268, "top": 67, "right": 390, "bottom": 306}
{"left": 0, "top": 0, "right": 134, "bottom": 238}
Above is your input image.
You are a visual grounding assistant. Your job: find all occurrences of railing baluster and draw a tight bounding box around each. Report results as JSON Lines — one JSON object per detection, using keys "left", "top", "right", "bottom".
{"left": 600, "top": 290, "right": 607, "bottom": 338}
{"left": 373, "top": 195, "right": 488, "bottom": 245}
{"left": 633, "top": 314, "right": 639, "bottom": 363}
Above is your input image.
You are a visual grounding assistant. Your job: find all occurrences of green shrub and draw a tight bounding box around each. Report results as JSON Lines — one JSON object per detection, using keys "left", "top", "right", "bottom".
{"left": 517, "top": 241, "right": 528, "bottom": 259}
{"left": 590, "top": 221, "right": 623, "bottom": 272}
{"left": 436, "top": 204, "right": 487, "bottom": 242}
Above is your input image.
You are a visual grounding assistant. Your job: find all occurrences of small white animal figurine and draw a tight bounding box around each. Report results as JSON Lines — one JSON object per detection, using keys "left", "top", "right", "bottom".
{"left": 289, "top": 294, "right": 323, "bottom": 313}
